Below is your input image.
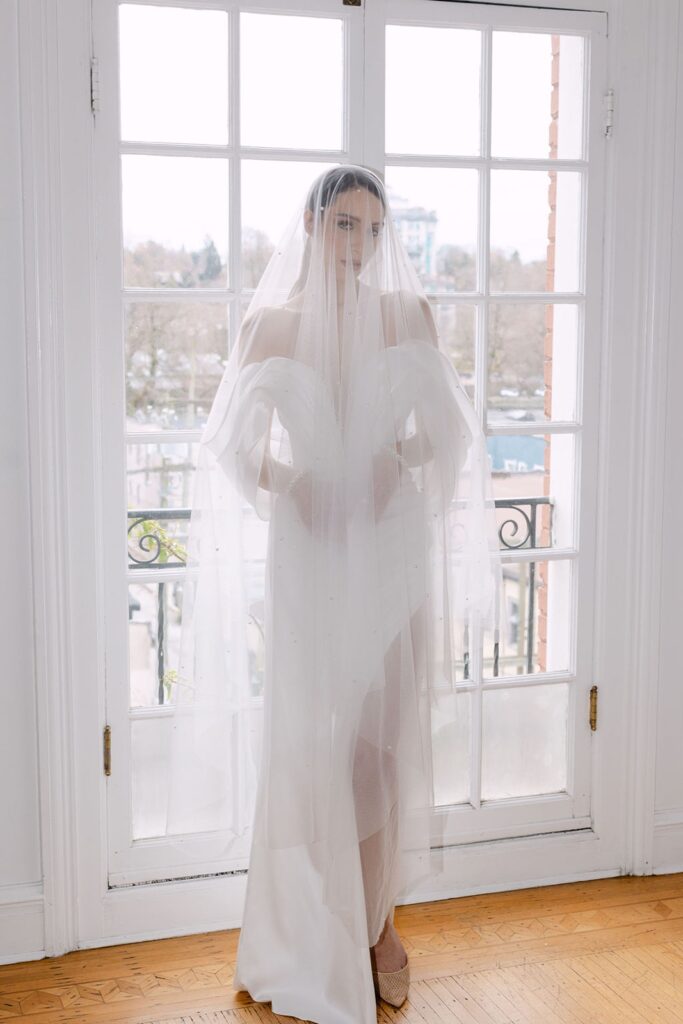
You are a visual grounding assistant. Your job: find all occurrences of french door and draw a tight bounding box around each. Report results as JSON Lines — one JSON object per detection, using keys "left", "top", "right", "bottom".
{"left": 93, "top": 0, "right": 607, "bottom": 891}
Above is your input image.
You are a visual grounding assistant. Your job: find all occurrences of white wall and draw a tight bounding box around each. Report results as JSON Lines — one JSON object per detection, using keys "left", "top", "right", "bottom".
{"left": 1, "top": 0, "right": 683, "bottom": 966}
{"left": 654, "top": 16, "right": 683, "bottom": 865}
{"left": 0, "top": 0, "right": 43, "bottom": 900}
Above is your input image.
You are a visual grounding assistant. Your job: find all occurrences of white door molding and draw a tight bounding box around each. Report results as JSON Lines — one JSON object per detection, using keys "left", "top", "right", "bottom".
{"left": 16, "top": 0, "right": 106, "bottom": 957}
{"left": 17, "top": 0, "right": 78, "bottom": 956}
{"left": 597, "top": 0, "right": 680, "bottom": 874}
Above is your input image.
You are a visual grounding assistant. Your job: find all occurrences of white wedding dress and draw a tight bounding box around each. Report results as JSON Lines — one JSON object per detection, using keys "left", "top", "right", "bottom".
{"left": 228, "top": 342, "right": 461, "bottom": 1022}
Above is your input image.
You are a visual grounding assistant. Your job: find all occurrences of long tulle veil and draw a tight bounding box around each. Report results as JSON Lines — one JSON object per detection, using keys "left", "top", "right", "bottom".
{"left": 163, "top": 164, "right": 503, "bottom": 949}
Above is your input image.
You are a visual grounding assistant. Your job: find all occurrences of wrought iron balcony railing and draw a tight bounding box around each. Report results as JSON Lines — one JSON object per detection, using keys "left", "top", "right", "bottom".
{"left": 127, "top": 496, "right": 552, "bottom": 567}
{"left": 127, "top": 496, "right": 553, "bottom": 703}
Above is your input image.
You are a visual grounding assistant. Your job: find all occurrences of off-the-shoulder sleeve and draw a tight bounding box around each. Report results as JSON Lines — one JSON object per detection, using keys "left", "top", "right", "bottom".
{"left": 343, "top": 340, "right": 474, "bottom": 509}
{"left": 202, "top": 356, "right": 343, "bottom": 519}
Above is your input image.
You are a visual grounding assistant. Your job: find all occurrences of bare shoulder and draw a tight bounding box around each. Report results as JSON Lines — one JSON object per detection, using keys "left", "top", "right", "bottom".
{"left": 380, "top": 289, "right": 438, "bottom": 346}
{"left": 237, "top": 304, "right": 298, "bottom": 365}
{"left": 380, "top": 288, "right": 432, "bottom": 315}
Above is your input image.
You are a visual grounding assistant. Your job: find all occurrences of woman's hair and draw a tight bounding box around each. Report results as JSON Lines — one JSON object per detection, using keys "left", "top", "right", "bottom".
{"left": 305, "top": 165, "right": 386, "bottom": 217}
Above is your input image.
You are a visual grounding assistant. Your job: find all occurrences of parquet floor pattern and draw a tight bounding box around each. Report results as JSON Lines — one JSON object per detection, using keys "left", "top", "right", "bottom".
{"left": 3, "top": 874, "right": 683, "bottom": 1023}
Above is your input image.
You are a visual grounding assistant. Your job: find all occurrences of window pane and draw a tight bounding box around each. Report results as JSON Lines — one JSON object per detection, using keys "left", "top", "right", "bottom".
{"left": 122, "top": 155, "right": 229, "bottom": 289}
{"left": 131, "top": 703, "right": 264, "bottom": 841}
{"left": 386, "top": 25, "right": 481, "bottom": 156}
{"left": 483, "top": 558, "right": 572, "bottom": 677}
{"left": 488, "top": 431, "right": 547, "bottom": 480}
{"left": 386, "top": 167, "right": 478, "bottom": 292}
{"left": 242, "top": 160, "right": 336, "bottom": 285}
{"left": 129, "top": 580, "right": 185, "bottom": 708}
{"left": 119, "top": 4, "right": 229, "bottom": 145}
{"left": 131, "top": 714, "right": 169, "bottom": 839}
{"left": 125, "top": 303, "right": 228, "bottom": 430}
{"left": 488, "top": 304, "right": 579, "bottom": 424}
{"left": 488, "top": 432, "right": 576, "bottom": 551}
{"left": 482, "top": 683, "right": 569, "bottom": 799}
{"left": 492, "top": 32, "right": 585, "bottom": 159}
{"left": 434, "top": 304, "right": 476, "bottom": 402}
{"left": 432, "top": 690, "right": 471, "bottom": 806}
{"left": 490, "top": 170, "right": 581, "bottom": 293}
{"left": 241, "top": 14, "right": 343, "bottom": 149}
{"left": 128, "top": 564, "right": 265, "bottom": 719}
{"left": 127, "top": 443, "right": 198, "bottom": 515}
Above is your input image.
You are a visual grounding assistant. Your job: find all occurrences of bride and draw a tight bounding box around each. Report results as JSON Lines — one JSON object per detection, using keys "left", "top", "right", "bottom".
{"left": 164, "top": 165, "right": 501, "bottom": 1023}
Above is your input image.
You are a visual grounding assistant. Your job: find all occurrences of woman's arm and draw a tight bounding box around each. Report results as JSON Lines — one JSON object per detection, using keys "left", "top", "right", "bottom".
{"left": 238, "top": 310, "right": 301, "bottom": 495}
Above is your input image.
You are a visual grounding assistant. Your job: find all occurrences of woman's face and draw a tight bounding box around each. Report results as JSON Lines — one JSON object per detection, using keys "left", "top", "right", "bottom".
{"left": 305, "top": 185, "right": 385, "bottom": 283}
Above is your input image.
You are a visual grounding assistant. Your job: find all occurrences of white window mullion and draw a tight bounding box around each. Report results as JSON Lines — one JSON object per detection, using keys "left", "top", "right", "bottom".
{"left": 229, "top": 5, "right": 241, "bottom": 351}
{"left": 477, "top": 23, "right": 493, "bottom": 430}
{"left": 468, "top": 27, "right": 491, "bottom": 812}
{"left": 362, "top": 0, "right": 386, "bottom": 174}
{"left": 381, "top": 154, "right": 588, "bottom": 171}
{"left": 469, "top": 686, "right": 483, "bottom": 811}
{"left": 345, "top": 3, "right": 365, "bottom": 163}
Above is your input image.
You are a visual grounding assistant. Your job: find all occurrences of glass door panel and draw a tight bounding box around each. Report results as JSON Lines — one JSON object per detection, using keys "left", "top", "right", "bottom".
{"left": 99, "top": 0, "right": 606, "bottom": 885}
{"left": 106, "top": 0, "right": 355, "bottom": 884}
{"left": 373, "top": 0, "right": 605, "bottom": 842}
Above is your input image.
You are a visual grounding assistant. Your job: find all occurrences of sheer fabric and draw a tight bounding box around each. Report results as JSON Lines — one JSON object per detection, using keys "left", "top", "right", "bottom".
{"left": 164, "top": 165, "right": 502, "bottom": 1022}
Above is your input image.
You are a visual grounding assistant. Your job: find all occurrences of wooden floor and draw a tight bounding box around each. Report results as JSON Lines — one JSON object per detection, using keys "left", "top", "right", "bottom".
{"left": 3, "top": 874, "right": 683, "bottom": 1023}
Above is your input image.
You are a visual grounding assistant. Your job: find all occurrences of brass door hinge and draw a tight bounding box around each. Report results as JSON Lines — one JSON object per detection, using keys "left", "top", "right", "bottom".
{"left": 589, "top": 686, "right": 598, "bottom": 731}
{"left": 103, "top": 724, "right": 111, "bottom": 775}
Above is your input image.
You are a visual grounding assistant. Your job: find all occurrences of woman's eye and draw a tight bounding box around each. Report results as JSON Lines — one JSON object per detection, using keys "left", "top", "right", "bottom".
{"left": 337, "top": 218, "right": 352, "bottom": 230}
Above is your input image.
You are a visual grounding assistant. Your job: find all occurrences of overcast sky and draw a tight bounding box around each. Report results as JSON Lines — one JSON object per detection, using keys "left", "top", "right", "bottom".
{"left": 118, "top": 4, "right": 585, "bottom": 265}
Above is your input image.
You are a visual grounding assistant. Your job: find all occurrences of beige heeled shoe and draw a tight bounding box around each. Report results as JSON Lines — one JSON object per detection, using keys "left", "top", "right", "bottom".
{"left": 371, "top": 954, "right": 410, "bottom": 1007}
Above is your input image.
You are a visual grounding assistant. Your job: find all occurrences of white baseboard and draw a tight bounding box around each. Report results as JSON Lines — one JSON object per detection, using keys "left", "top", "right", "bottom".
{"left": 62, "top": 829, "right": 631, "bottom": 953}
{"left": 0, "top": 883, "right": 44, "bottom": 964}
{"left": 3, "top": 824, "right": 683, "bottom": 967}
{"left": 97, "top": 871, "right": 249, "bottom": 950}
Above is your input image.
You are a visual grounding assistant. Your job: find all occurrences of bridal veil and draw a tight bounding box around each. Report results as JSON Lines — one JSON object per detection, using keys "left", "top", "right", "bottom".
{"left": 163, "top": 164, "right": 502, "bottom": 1009}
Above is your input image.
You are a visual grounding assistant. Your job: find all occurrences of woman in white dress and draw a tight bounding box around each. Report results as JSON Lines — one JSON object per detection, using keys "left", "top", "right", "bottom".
{"left": 164, "top": 165, "right": 501, "bottom": 1023}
